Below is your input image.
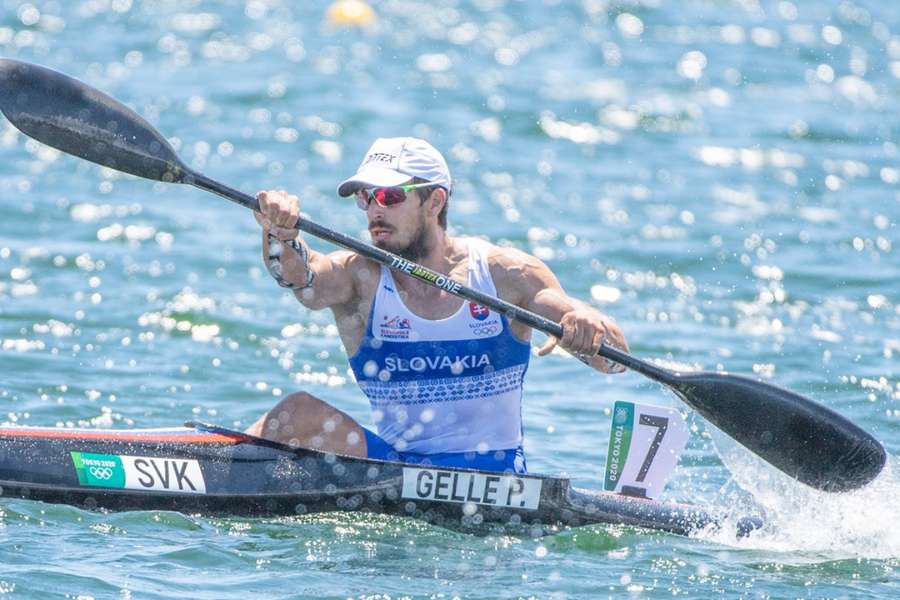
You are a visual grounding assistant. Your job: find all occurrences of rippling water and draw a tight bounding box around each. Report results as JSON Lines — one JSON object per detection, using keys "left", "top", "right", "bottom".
{"left": 0, "top": 1, "right": 898, "bottom": 597}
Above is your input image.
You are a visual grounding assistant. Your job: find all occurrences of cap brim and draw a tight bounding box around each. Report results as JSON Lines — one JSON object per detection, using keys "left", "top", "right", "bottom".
{"left": 337, "top": 167, "right": 411, "bottom": 197}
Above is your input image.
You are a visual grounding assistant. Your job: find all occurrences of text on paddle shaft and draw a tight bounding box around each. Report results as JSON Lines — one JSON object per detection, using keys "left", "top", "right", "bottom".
{"left": 401, "top": 467, "right": 542, "bottom": 510}
{"left": 390, "top": 257, "right": 463, "bottom": 294}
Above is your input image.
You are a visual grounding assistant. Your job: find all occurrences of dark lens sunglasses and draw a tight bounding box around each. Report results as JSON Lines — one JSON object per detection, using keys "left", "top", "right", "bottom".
{"left": 355, "top": 182, "right": 434, "bottom": 210}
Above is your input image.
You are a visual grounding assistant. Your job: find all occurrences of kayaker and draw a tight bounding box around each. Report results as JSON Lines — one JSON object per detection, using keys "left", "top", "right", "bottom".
{"left": 247, "top": 137, "right": 628, "bottom": 473}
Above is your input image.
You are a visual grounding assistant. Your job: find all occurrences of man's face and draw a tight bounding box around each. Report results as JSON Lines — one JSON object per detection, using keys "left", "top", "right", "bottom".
{"left": 364, "top": 188, "right": 431, "bottom": 261}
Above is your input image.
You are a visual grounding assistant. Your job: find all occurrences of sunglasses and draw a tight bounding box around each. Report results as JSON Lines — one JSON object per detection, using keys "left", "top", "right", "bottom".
{"left": 355, "top": 182, "right": 435, "bottom": 210}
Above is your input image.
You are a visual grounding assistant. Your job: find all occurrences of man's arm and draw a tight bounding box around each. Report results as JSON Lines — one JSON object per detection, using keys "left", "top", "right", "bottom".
{"left": 255, "top": 190, "right": 357, "bottom": 310}
{"left": 491, "top": 246, "right": 628, "bottom": 373}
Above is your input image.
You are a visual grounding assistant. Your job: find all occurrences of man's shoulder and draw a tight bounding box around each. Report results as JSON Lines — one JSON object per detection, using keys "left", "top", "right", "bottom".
{"left": 328, "top": 250, "right": 381, "bottom": 293}
{"left": 454, "top": 236, "right": 522, "bottom": 262}
{"left": 458, "top": 237, "right": 549, "bottom": 297}
{"left": 334, "top": 249, "right": 378, "bottom": 271}
{"left": 471, "top": 238, "right": 541, "bottom": 272}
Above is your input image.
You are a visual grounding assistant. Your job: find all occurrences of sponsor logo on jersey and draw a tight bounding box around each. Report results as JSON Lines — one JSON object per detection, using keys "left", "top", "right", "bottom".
{"left": 380, "top": 315, "right": 412, "bottom": 339}
{"left": 71, "top": 452, "right": 207, "bottom": 494}
{"left": 469, "top": 302, "right": 491, "bottom": 321}
{"left": 401, "top": 467, "right": 542, "bottom": 510}
{"left": 384, "top": 353, "right": 490, "bottom": 373}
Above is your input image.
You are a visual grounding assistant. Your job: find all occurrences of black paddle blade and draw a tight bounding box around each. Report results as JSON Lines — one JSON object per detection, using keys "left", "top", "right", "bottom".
{"left": 668, "top": 372, "right": 886, "bottom": 492}
{"left": 0, "top": 58, "right": 188, "bottom": 182}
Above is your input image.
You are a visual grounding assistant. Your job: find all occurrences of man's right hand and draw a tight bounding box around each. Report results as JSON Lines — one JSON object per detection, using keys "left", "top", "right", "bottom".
{"left": 255, "top": 189, "right": 301, "bottom": 241}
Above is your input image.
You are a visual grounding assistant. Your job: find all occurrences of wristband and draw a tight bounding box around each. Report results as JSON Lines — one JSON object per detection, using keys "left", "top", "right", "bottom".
{"left": 265, "top": 233, "right": 315, "bottom": 290}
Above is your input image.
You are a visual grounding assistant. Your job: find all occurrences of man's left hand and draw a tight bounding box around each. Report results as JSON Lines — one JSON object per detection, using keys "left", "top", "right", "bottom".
{"left": 536, "top": 308, "right": 628, "bottom": 373}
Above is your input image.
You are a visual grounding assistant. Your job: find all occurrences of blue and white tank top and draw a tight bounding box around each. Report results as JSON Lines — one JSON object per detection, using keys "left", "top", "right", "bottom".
{"left": 348, "top": 238, "right": 531, "bottom": 454}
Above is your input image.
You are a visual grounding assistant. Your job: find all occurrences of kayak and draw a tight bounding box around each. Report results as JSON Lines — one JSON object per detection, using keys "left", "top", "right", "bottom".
{"left": 0, "top": 421, "right": 761, "bottom": 537}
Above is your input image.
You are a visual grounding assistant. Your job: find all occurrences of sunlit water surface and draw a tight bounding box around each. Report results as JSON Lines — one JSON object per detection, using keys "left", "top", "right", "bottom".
{"left": 0, "top": 1, "right": 898, "bottom": 598}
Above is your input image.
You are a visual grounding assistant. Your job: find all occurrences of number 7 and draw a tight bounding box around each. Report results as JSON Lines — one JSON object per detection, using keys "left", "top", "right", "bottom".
{"left": 636, "top": 414, "right": 669, "bottom": 482}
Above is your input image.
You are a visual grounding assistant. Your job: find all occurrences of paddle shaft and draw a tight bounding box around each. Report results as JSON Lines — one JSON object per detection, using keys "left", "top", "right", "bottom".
{"left": 191, "top": 172, "right": 652, "bottom": 370}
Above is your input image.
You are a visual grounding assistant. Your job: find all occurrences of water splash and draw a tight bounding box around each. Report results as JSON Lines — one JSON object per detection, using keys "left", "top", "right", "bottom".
{"left": 704, "top": 425, "right": 900, "bottom": 559}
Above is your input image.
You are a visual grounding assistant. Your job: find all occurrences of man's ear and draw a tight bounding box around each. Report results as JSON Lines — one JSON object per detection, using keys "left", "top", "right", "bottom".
{"left": 428, "top": 188, "right": 447, "bottom": 218}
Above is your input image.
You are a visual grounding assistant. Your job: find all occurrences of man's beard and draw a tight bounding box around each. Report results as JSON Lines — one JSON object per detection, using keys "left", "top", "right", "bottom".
{"left": 372, "top": 215, "right": 431, "bottom": 262}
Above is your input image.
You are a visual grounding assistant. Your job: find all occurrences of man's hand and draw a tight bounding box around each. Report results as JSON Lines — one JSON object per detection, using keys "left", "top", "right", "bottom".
{"left": 255, "top": 189, "right": 301, "bottom": 241}
{"left": 536, "top": 307, "right": 628, "bottom": 373}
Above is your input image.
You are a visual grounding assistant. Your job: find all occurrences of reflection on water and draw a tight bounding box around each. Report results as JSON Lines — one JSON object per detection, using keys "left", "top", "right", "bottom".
{"left": 0, "top": 0, "right": 897, "bottom": 597}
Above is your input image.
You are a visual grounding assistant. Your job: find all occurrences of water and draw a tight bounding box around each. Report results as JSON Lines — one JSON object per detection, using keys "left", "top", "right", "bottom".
{"left": 0, "top": 0, "right": 898, "bottom": 597}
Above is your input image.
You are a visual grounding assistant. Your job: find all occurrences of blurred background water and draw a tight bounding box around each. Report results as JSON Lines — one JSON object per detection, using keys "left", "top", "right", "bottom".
{"left": 0, "top": 0, "right": 897, "bottom": 598}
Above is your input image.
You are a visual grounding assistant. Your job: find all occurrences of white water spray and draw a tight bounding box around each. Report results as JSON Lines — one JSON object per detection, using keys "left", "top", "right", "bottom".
{"left": 702, "top": 426, "right": 900, "bottom": 559}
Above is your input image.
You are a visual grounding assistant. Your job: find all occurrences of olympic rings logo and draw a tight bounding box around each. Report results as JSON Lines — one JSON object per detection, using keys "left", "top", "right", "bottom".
{"left": 470, "top": 325, "right": 499, "bottom": 337}
{"left": 89, "top": 466, "right": 114, "bottom": 480}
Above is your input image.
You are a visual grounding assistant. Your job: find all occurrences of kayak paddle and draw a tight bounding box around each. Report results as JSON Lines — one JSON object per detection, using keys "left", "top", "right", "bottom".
{"left": 0, "top": 58, "right": 886, "bottom": 492}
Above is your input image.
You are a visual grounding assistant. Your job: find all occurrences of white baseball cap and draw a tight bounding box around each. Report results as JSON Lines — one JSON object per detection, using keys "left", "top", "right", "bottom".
{"left": 337, "top": 137, "right": 451, "bottom": 197}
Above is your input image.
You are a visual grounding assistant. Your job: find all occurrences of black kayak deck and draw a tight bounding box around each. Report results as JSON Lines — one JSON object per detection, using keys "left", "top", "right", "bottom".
{"left": 0, "top": 422, "right": 761, "bottom": 537}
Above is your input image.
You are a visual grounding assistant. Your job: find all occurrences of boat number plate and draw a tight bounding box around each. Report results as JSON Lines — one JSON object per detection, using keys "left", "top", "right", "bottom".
{"left": 401, "top": 467, "right": 541, "bottom": 510}
{"left": 603, "top": 401, "right": 688, "bottom": 499}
